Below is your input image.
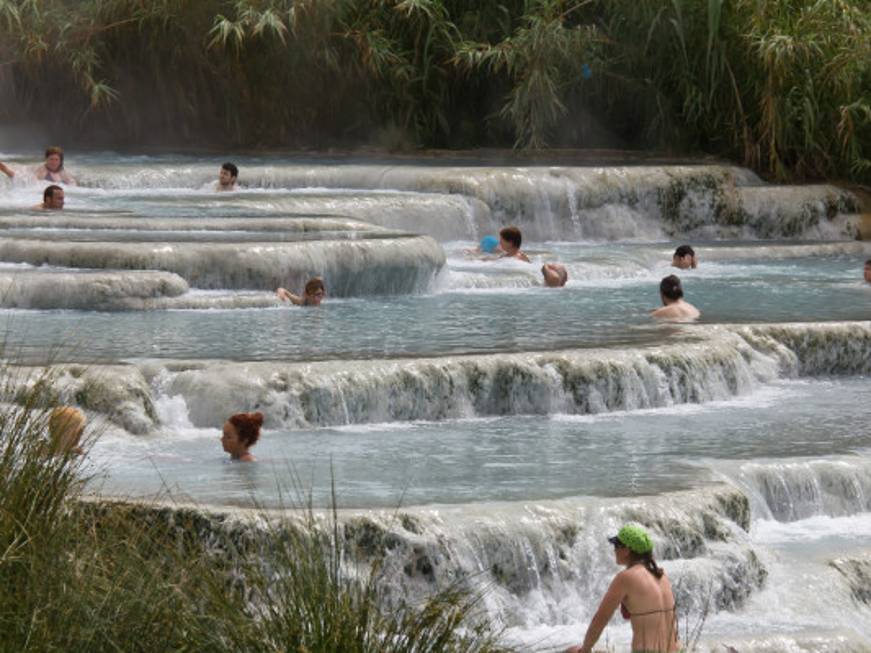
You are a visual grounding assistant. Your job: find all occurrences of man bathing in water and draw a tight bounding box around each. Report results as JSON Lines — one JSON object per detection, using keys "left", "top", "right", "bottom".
{"left": 542, "top": 263, "right": 568, "bottom": 287}
{"left": 671, "top": 244, "right": 697, "bottom": 270}
{"left": 35, "top": 146, "right": 76, "bottom": 185}
{"left": 216, "top": 162, "right": 238, "bottom": 191}
{"left": 34, "top": 185, "right": 64, "bottom": 210}
{"left": 651, "top": 275, "right": 700, "bottom": 321}
{"left": 276, "top": 277, "right": 326, "bottom": 306}
{"left": 865, "top": 260, "right": 871, "bottom": 284}
{"left": 499, "top": 226, "right": 530, "bottom": 262}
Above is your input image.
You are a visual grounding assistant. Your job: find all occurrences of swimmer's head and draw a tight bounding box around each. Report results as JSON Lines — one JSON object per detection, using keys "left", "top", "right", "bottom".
{"left": 499, "top": 226, "right": 522, "bottom": 254}
{"left": 659, "top": 274, "right": 684, "bottom": 304}
{"left": 672, "top": 245, "right": 697, "bottom": 270}
{"left": 44, "top": 146, "right": 64, "bottom": 172}
{"left": 865, "top": 259, "right": 871, "bottom": 284}
{"left": 219, "top": 162, "right": 238, "bottom": 187}
{"left": 49, "top": 406, "right": 86, "bottom": 455}
{"left": 541, "top": 263, "right": 568, "bottom": 287}
{"left": 303, "top": 277, "right": 326, "bottom": 305}
{"left": 479, "top": 235, "right": 500, "bottom": 254}
{"left": 222, "top": 412, "right": 263, "bottom": 459}
{"left": 43, "top": 185, "right": 64, "bottom": 209}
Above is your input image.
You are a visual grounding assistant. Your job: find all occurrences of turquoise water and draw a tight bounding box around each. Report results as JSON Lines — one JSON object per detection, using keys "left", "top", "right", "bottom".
{"left": 1, "top": 153, "right": 870, "bottom": 650}
{"left": 1, "top": 246, "right": 869, "bottom": 363}
{"left": 94, "top": 377, "right": 871, "bottom": 508}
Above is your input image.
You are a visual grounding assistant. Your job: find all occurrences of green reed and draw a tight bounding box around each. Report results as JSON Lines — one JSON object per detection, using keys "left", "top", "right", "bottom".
{"left": 1, "top": 0, "right": 868, "bottom": 181}
{"left": 0, "top": 372, "right": 509, "bottom": 653}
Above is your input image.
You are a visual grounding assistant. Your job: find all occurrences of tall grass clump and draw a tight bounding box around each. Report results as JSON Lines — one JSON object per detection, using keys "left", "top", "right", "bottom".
{"left": 1, "top": 0, "right": 868, "bottom": 181}
{"left": 596, "top": 0, "right": 871, "bottom": 181}
{"left": 0, "top": 370, "right": 509, "bottom": 652}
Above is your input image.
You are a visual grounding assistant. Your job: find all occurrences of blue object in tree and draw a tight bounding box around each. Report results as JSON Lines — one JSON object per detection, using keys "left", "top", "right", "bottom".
{"left": 581, "top": 63, "right": 592, "bottom": 79}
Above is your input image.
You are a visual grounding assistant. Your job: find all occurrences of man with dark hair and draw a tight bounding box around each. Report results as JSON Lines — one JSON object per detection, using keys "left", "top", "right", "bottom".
{"left": 35, "top": 185, "right": 64, "bottom": 210}
{"left": 672, "top": 244, "right": 697, "bottom": 270}
{"left": 651, "top": 274, "right": 700, "bottom": 320}
{"left": 216, "top": 162, "right": 238, "bottom": 191}
{"left": 865, "top": 259, "right": 871, "bottom": 284}
{"left": 499, "top": 226, "right": 530, "bottom": 262}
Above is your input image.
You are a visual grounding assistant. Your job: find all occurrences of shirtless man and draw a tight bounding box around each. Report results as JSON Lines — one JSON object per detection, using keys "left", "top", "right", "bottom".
{"left": 34, "top": 146, "right": 76, "bottom": 185}
{"left": 671, "top": 244, "right": 697, "bottom": 270}
{"left": 864, "top": 259, "right": 871, "bottom": 284}
{"left": 35, "top": 185, "right": 64, "bottom": 210}
{"left": 542, "top": 263, "right": 568, "bottom": 287}
{"left": 499, "top": 226, "right": 530, "bottom": 262}
{"left": 651, "top": 275, "right": 700, "bottom": 321}
{"left": 276, "top": 277, "right": 326, "bottom": 306}
{"left": 0, "top": 162, "right": 13, "bottom": 178}
{"left": 216, "top": 162, "right": 238, "bottom": 191}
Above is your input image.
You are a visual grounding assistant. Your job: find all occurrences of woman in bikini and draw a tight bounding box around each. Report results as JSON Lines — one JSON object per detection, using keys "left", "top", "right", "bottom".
{"left": 566, "top": 523, "right": 681, "bottom": 653}
{"left": 34, "top": 146, "right": 77, "bottom": 185}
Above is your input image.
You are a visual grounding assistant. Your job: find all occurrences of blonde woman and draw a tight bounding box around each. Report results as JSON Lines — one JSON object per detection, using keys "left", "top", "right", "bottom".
{"left": 49, "top": 406, "right": 86, "bottom": 455}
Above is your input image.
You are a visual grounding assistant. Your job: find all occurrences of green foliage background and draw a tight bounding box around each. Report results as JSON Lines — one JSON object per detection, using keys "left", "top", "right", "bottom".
{"left": 0, "top": 0, "right": 869, "bottom": 181}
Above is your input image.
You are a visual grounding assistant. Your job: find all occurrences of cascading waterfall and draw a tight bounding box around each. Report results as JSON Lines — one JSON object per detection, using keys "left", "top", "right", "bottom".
{"left": 1, "top": 154, "right": 870, "bottom": 650}
{"left": 0, "top": 234, "right": 445, "bottom": 294}
{"left": 5, "top": 321, "right": 867, "bottom": 435}
{"left": 738, "top": 458, "right": 871, "bottom": 522}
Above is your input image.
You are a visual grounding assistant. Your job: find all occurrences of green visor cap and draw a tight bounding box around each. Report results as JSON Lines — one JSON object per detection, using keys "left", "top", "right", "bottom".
{"left": 608, "top": 523, "right": 653, "bottom": 554}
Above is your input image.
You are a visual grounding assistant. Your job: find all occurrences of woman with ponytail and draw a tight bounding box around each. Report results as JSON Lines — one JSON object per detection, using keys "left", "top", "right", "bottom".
{"left": 566, "top": 523, "right": 680, "bottom": 653}
{"left": 221, "top": 412, "right": 264, "bottom": 462}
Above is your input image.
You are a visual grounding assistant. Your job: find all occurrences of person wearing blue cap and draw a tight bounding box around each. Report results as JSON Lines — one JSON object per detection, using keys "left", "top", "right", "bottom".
{"left": 565, "top": 523, "right": 680, "bottom": 653}
{"left": 479, "top": 235, "right": 500, "bottom": 254}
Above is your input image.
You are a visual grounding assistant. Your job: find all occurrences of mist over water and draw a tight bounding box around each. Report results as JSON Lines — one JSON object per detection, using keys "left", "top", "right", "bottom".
{"left": 1, "top": 152, "right": 870, "bottom": 650}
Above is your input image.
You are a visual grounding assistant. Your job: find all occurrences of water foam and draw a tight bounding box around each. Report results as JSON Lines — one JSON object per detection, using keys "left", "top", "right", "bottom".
{"left": 18, "top": 321, "right": 864, "bottom": 434}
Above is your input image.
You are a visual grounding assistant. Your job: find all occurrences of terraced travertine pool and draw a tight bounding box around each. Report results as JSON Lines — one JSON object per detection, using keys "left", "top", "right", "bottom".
{"left": 1, "top": 152, "right": 870, "bottom": 651}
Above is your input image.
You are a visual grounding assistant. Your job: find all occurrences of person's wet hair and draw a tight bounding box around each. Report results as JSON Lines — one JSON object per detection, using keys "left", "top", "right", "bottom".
{"left": 221, "top": 162, "right": 238, "bottom": 179}
{"left": 43, "top": 185, "right": 62, "bottom": 202}
{"left": 44, "top": 146, "right": 64, "bottom": 168}
{"left": 865, "top": 259, "right": 871, "bottom": 267}
{"left": 304, "top": 277, "right": 325, "bottom": 296}
{"left": 228, "top": 411, "right": 263, "bottom": 446}
{"left": 628, "top": 549, "right": 664, "bottom": 579}
{"left": 49, "top": 406, "right": 86, "bottom": 453}
{"left": 660, "top": 274, "right": 684, "bottom": 301}
{"left": 499, "top": 226, "right": 522, "bottom": 249}
{"left": 674, "top": 244, "right": 694, "bottom": 259}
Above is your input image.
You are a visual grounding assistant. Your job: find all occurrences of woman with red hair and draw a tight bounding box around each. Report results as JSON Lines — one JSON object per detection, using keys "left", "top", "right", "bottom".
{"left": 221, "top": 412, "right": 264, "bottom": 462}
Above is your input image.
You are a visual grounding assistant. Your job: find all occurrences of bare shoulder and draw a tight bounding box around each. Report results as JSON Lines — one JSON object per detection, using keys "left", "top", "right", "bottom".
{"left": 684, "top": 302, "right": 701, "bottom": 319}
{"left": 651, "top": 305, "right": 677, "bottom": 318}
{"left": 614, "top": 566, "right": 641, "bottom": 586}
